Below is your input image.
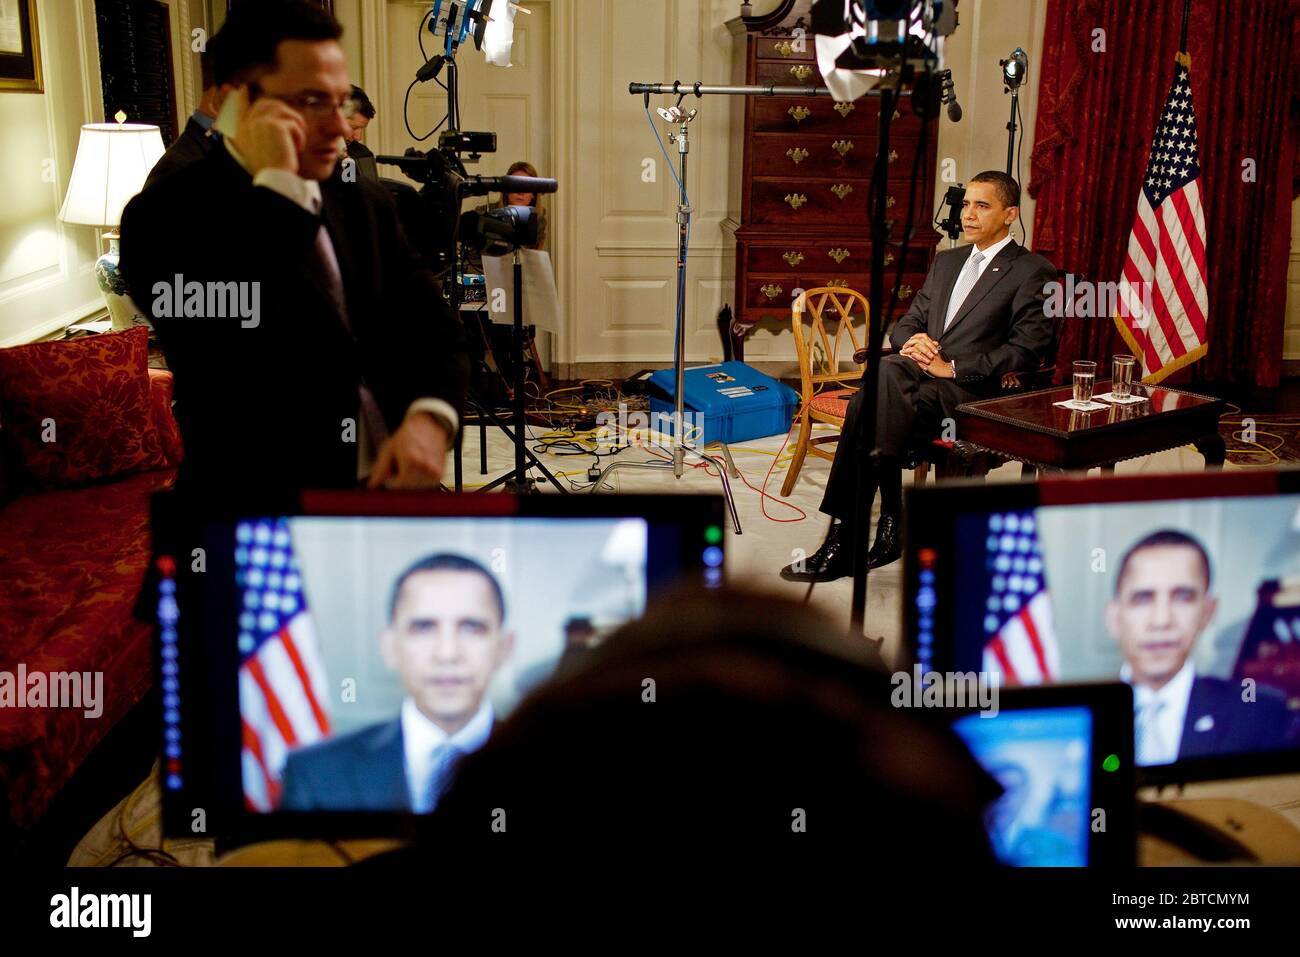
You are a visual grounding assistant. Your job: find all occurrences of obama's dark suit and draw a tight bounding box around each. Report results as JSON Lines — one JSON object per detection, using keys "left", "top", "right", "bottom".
{"left": 820, "top": 239, "right": 1057, "bottom": 519}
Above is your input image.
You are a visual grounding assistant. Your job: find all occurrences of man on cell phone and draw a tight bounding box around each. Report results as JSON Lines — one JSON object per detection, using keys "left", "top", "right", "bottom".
{"left": 121, "top": 1, "right": 467, "bottom": 494}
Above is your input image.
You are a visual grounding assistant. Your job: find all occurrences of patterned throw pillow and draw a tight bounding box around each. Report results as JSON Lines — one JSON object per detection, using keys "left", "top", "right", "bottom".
{"left": 0, "top": 327, "right": 172, "bottom": 487}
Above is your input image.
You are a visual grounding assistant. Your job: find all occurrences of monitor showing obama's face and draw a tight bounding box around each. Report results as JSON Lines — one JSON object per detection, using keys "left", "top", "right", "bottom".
{"left": 1106, "top": 542, "right": 1217, "bottom": 691}
{"left": 381, "top": 567, "right": 514, "bottom": 734}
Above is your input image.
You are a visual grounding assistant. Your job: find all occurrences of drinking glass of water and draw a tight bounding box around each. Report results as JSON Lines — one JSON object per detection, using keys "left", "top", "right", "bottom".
{"left": 1072, "top": 361, "right": 1097, "bottom": 406}
{"left": 1112, "top": 354, "right": 1136, "bottom": 399}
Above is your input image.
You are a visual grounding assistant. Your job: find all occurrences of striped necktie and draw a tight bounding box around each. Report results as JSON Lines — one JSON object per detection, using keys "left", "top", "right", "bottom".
{"left": 423, "top": 743, "right": 464, "bottom": 813}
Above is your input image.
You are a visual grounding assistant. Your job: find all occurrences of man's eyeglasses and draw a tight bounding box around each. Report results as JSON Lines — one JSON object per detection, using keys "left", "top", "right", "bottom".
{"left": 249, "top": 84, "right": 358, "bottom": 119}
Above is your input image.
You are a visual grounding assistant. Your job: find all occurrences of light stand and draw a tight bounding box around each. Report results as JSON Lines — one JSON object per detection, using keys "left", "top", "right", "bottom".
{"left": 591, "top": 88, "right": 772, "bottom": 534}
{"left": 1000, "top": 48, "right": 1028, "bottom": 176}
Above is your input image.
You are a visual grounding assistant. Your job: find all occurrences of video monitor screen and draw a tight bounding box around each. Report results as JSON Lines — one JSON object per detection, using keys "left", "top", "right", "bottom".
{"left": 951, "top": 684, "right": 1134, "bottom": 867}
{"left": 154, "top": 492, "right": 725, "bottom": 838}
{"left": 906, "top": 470, "right": 1300, "bottom": 785}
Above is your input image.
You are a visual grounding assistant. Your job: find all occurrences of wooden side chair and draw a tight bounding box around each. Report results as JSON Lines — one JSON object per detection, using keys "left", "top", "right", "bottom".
{"left": 782, "top": 286, "right": 872, "bottom": 498}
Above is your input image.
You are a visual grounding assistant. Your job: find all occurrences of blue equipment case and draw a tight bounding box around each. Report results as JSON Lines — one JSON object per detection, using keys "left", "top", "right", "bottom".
{"left": 646, "top": 361, "right": 799, "bottom": 445}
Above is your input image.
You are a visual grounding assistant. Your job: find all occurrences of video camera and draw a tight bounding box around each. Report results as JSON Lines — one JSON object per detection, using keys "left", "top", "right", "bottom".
{"left": 377, "top": 133, "right": 557, "bottom": 278}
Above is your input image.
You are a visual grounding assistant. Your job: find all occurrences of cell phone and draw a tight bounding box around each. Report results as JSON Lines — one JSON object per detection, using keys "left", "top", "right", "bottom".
{"left": 213, "top": 87, "right": 244, "bottom": 139}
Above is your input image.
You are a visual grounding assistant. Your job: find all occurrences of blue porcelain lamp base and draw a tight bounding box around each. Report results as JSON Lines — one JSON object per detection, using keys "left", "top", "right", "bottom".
{"left": 96, "top": 232, "right": 150, "bottom": 332}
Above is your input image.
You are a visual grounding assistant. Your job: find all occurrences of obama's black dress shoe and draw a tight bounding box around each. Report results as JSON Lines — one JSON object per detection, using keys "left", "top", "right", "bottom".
{"left": 780, "top": 521, "right": 852, "bottom": 582}
{"left": 865, "top": 513, "right": 901, "bottom": 569}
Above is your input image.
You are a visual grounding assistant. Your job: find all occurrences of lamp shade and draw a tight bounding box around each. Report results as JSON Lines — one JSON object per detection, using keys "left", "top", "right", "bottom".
{"left": 58, "top": 120, "right": 166, "bottom": 228}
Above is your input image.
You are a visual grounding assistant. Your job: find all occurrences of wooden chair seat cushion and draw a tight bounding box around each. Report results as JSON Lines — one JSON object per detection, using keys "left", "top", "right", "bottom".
{"left": 808, "top": 388, "right": 857, "bottom": 420}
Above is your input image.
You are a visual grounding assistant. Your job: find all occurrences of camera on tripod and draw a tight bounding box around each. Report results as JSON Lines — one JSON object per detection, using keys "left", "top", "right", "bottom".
{"left": 376, "top": 133, "right": 556, "bottom": 276}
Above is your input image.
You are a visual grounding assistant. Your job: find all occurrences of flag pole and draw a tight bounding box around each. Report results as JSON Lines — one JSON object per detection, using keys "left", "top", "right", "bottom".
{"left": 1179, "top": 0, "right": 1190, "bottom": 53}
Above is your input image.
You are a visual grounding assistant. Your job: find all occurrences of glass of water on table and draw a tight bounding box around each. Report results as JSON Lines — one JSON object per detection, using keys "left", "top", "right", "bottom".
{"left": 1112, "top": 354, "right": 1136, "bottom": 399}
{"left": 1072, "top": 360, "right": 1097, "bottom": 406}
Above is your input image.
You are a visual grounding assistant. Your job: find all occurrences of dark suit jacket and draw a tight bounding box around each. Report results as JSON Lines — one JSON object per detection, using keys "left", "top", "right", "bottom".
{"left": 119, "top": 145, "right": 468, "bottom": 492}
{"left": 889, "top": 239, "right": 1057, "bottom": 395}
{"left": 1176, "top": 676, "right": 1296, "bottom": 761}
{"left": 277, "top": 716, "right": 494, "bottom": 811}
{"left": 144, "top": 116, "right": 219, "bottom": 190}
{"left": 278, "top": 718, "right": 411, "bottom": 811}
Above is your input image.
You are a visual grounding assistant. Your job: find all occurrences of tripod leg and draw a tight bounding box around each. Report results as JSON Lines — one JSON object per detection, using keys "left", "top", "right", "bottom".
{"left": 715, "top": 441, "right": 741, "bottom": 479}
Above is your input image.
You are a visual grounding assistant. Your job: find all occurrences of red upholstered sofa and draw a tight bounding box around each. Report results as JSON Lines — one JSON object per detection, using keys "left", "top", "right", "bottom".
{"left": 0, "top": 328, "right": 181, "bottom": 845}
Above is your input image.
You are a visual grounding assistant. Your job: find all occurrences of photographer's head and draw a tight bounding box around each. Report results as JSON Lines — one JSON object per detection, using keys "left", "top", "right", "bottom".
{"left": 212, "top": 0, "right": 352, "bottom": 181}
{"left": 347, "top": 85, "right": 375, "bottom": 143}
{"left": 1106, "top": 529, "right": 1217, "bottom": 691}
{"left": 503, "top": 160, "right": 539, "bottom": 208}
{"left": 381, "top": 553, "right": 514, "bottom": 735}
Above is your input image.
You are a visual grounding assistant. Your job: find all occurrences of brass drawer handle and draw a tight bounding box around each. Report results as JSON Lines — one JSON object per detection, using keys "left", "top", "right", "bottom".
{"left": 831, "top": 183, "right": 853, "bottom": 200}
{"left": 786, "top": 146, "right": 809, "bottom": 165}
{"left": 896, "top": 284, "right": 914, "bottom": 299}
{"left": 774, "top": 40, "right": 794, "bottom": 57}
{"left": 832, "top": 139, "right": 854, "bottom": 157}
{"left": 886, "top": 194, "right": 897, "bottom": 209}
{"left": 884, "top": 251, "right": 895, "bottom": 266}
{"left": 790, "top": 65, "right": 813, "bottom": 83}
{"left": 787, "top": 105, "right": 811, "bottom": 123}
{"left": 834, "top": 102, "right": 855, "bottom": 117}
{"left": 828, "top": 247, "right": 851, "bottom": 264}
{"left": 827, "top": 279, "right": 849, "bottom": 288}
{"left": 888, "top": 149, "right": 900, "bottom": 164}
{"left": 784, "top": 193, "right": 807, "bottom": 210}
{"left": 761, "top": 283, "right": 784, "bottom": 301}
{"left": 782, "top": 251, "right": 805, "bottom": 267}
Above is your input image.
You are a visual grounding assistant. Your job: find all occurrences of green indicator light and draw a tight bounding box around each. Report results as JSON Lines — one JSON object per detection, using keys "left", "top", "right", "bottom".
{"left": 705, "top": 525, "right": 723, "bottom": 545}
{"left": 1102, "top": 754, "right": 1120, "bottom": 773}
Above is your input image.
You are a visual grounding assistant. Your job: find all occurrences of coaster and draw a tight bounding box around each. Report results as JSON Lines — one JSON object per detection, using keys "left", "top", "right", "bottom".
{"left": 1053, "top": 399, "right": 1108, "bottom": 412}
{"left": 1094, "top": 391, "right": 1147, "bottom": 405}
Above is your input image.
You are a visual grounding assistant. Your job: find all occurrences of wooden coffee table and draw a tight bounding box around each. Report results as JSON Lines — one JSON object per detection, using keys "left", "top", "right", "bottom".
{"left": 955, "top": 380, "right": 1228, "bottom": 474}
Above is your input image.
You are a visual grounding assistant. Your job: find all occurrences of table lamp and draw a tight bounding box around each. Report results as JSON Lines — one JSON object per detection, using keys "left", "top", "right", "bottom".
{"left": 58, "top": 111, "right": 165, "bottom": 331}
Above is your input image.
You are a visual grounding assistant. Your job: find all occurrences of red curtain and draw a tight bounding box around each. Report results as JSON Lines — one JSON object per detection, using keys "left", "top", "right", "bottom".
{"left": 1029, "top": 0, "right": 1300, "bottom": 390}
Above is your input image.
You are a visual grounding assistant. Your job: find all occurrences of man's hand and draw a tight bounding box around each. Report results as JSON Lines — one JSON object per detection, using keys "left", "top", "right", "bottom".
{"left": 231, "top": 86, "right": 305, "bottom": 177}
{"left": 367, "top": 413, "right": 450, "bottom": 489}
{"left": 926, "top": 354, "right": 956, "bottom": 378}
{"left": 899, "top": 333, "right": 941, "bottom": 367}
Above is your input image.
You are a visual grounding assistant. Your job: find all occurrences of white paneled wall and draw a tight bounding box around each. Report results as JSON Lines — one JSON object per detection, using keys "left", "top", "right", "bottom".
{"left": 0, "top": 0, "right": 104, "bottom": 345}
{"left": 0, "top": 0, "right": 206, "bottom": 345}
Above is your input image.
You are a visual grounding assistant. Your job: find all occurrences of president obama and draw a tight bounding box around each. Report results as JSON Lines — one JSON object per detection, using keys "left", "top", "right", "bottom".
{"left": 782, "top": 171, "right": 1056, "bottom": 581}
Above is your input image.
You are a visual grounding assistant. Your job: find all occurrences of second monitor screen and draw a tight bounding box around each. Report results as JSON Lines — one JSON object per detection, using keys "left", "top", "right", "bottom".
{"left": 939, "top": 494, "right": 1300, "bottom": 770}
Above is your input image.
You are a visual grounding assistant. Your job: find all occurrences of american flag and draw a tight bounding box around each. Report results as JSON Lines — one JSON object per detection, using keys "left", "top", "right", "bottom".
{"left": 980, "top": 511, "right": 1059, "bottom": 686}
{"left": 1114, "top": 52, "right": 1209, "bottom": 384}
{"left": 235, "top": 519, "right": 332, "bottom": 811}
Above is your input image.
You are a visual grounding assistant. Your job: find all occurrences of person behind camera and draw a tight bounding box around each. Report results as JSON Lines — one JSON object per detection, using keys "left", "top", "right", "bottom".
{"left": 460, "top": 159, "right": 549, "bottom": 273}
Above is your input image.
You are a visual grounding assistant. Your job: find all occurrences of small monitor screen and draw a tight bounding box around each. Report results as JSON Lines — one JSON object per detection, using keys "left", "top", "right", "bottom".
{"left": 953, "top": 706, "right": 1093, "bottom": 866}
